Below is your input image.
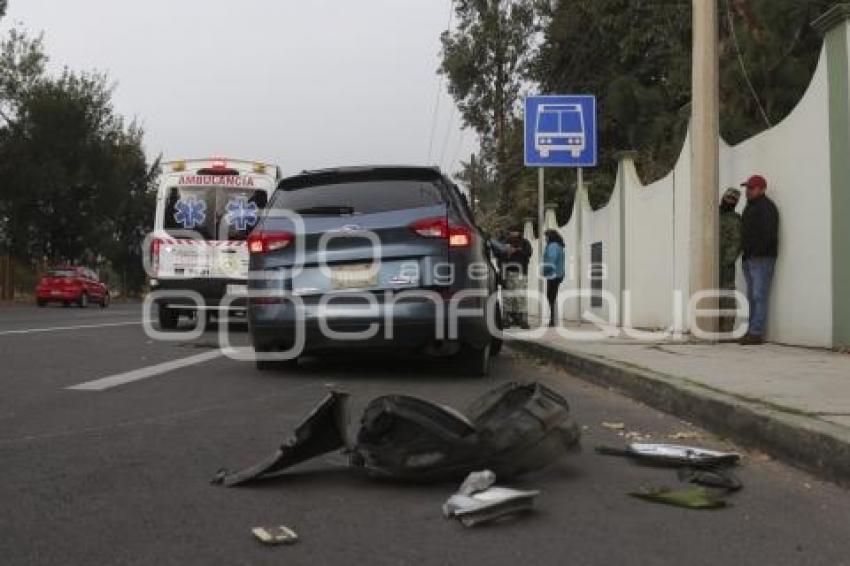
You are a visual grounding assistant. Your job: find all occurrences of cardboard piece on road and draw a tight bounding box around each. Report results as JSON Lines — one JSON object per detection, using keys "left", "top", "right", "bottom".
{"left": 443, "top": 470, "right": 541, "bottom": 527}
{"left": 251, "top": 525, "right": 299, "bottom": 545}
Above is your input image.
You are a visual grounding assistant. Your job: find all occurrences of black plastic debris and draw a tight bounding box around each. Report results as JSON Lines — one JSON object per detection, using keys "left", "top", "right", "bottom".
{"left": 352, "top": 381, "right": 580, "bottom": 481}
{"left": 677, "top": 466, "right": 743, "bottom": 491}
{"left": 215, "top": 382, "right": 580, "bottom": 486}
{"left": 212, "top": 391, "right": 350, "bottom": 487}
{"left": 443, "top": 470, "right": 540, "bottom": 527}
{"left": 350, "top": 393, "right": 480, "bottom": 481}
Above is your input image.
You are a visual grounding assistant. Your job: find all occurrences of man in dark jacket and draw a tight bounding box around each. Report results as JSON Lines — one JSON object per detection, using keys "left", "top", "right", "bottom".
{"left": 739, "top": 175, "right": 779, "bottom": 345}
{"left": 503, "top": 229, "right": 533, "bottom": 329}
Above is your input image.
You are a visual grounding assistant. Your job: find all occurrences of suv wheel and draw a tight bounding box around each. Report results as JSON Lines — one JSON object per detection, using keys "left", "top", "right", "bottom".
{"left": 37, "top": 299, "right": 47, "bottom": 307}
{"left": 158, "top": 305, "right": 180, "bottom": 330}
{"left": 460, "top": 343, "right": 491, "bottom": 377}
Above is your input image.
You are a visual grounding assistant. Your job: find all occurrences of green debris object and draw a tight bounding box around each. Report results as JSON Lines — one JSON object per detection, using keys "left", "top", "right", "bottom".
{"left": 629, "top": 486, "right": 727, "bottom": 510}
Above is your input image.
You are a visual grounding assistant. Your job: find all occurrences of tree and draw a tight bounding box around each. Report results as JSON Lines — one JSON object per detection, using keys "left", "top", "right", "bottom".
{"left": 441, "top": 0, "right": 836, "bottom": 225}
{"left": 0, "top": 27, "right": 46, "bottom": 128}
{"left": 532, "top": 0, "right": 834, "bottom": 209}
{"left": 533, "top": 0, "right": 693, "bottom": 206}
{"left": 440, "top": 0, "right": 538, "bottom": 214}
{"left": 0, "top": 30, "right": 158, "bottom": 292}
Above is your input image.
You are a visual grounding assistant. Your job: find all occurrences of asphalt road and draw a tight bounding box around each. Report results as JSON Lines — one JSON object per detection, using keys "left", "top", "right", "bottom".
{"left": 1, "top": 302, "right": 849, "bottom": 566}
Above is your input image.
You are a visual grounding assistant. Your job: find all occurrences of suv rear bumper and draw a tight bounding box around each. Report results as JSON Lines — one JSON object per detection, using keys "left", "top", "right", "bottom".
{"left": 248, "top": 293, "right": 492, "bottom": 353}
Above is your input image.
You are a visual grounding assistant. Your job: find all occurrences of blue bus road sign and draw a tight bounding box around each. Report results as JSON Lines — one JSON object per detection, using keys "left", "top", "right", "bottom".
{"left": 524, "top": 95, "right": 597, "bottom": 167}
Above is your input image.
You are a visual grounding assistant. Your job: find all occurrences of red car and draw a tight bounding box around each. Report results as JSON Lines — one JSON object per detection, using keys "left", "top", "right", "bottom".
{"left": 35, "top": 266, "right": 110, "bottom": 308}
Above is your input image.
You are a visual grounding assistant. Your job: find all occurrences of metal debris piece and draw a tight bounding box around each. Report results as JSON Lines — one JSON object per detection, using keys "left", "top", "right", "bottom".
{"left": 251, "top": 525, "right": 299, "bottom": 545}
{"left": 601, "top": 422, "right": 625, "bottom": 430}
{"left": 443, "top": 471, "right": 540, "bottom": 527}
{"left": 596, "top": 443, "right": 741, "bottom": 469}
{"left": 213, "top": 391, "right": 350, "bottom": 487}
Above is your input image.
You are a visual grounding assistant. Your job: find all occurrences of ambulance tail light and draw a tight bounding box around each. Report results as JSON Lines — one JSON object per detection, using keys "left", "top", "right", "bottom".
{"left": 150, "top": 238, "right": 163, "bottom": 276}
{"left": 247, "top": 231, "right": 294, "bottom": 254}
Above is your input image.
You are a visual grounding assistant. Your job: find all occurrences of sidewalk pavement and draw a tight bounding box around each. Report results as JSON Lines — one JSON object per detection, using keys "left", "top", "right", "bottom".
{"left": 505, "top": 325, "right": 850, "bottom": 486}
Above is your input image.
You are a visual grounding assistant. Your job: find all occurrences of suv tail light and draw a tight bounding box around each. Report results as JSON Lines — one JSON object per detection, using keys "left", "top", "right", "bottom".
{"left": 247, "top": 231, "right": 294, "bottom": 254}
{"left": 409, "top": 217, "right": 473, "bottom": 248}
{"left": 448, "top": 226, "right": 473, "bottom": 248}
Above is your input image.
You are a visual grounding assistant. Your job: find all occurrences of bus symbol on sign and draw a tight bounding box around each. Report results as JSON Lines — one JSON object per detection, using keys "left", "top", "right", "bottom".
{"left": 535, "top": 104, "right": 585, "bottom": 158}
{"left": 525, "top": 95, "right": 596, "bottom": 167}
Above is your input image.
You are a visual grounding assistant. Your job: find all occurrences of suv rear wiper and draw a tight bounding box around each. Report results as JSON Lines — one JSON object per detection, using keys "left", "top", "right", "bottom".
{"left": 294, "top": 205, "right": 356, "bottom": 216}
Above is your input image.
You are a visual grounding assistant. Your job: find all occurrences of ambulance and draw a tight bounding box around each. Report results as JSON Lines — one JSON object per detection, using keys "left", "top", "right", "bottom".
{"left": 149, "top": 158, "right": 281, "bottom": 329}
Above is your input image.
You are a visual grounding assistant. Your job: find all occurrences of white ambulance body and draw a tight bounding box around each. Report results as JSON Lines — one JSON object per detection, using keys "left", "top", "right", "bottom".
{"left": 149, "top": 158, "right": 280, "bottom": 328}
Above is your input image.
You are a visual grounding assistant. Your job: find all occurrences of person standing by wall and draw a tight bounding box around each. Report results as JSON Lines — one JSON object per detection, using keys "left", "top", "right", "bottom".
{"left": 542, "top": 230, "right": 566, "bottom": 327}
{"left": 719, "top": 188, "right": 742, "bottom": 333}
{"left": 739, "top": 175, "right": 779, "bottom": 345}
{"left": 503, "top": 229, "right": 533, "bottom": 329}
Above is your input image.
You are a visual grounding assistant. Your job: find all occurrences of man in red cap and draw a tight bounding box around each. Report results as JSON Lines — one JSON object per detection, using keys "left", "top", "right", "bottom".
{"left": 739, "top": 174, "right": 779, "bottom": 345}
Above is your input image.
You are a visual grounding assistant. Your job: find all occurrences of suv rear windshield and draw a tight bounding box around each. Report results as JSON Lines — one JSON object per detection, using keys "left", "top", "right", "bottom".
{"left": 271, "top": 180, "right": 445, "bottom": 215}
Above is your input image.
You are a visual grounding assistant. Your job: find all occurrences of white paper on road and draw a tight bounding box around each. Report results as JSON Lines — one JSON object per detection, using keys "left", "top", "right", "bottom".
{"left": 67, "top": 350, "right": 224, "bottom": 391}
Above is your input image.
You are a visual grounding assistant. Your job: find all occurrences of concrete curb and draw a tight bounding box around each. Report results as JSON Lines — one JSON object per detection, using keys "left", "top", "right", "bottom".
{"left": 507, "top": 338, "right": 850, "bottom": 487}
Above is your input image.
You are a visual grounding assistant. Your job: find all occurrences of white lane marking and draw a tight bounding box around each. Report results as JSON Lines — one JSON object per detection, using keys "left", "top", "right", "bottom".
{"left": 0, "top": 320, "right": 140, "bottom": 336}
{"left": 67, "top": 350, "right": 225, "bottom": 391}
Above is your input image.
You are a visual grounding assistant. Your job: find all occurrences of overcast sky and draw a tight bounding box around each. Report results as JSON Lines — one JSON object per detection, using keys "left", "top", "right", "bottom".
{"left": 2, "top": 0, "right": 476, "bottom": 178}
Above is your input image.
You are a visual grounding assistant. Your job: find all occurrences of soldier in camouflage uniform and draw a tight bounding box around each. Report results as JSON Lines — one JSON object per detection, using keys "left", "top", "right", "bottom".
{"left": 719, "top": 188, "right": 742, "bottom": 333}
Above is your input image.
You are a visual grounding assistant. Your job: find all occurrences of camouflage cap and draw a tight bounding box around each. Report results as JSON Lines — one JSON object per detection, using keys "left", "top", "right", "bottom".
{"left": 723, "top": 187, "right": 741, "bottom": 200}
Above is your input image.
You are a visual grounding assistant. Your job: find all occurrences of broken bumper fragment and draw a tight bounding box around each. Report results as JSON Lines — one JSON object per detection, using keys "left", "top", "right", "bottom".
{"left": 215, "top": 382, "right": 581, "bottom": 486}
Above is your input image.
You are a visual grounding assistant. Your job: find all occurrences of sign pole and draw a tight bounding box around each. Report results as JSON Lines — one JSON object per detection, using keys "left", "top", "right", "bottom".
{"left": 524, "top": 94, "right": 596, "bottom": 327}
{"left": 538, "top": 167, "right": 546, "bottom": 326}
{"left": 576, "top": 167, "right": 583, "bottom": 323}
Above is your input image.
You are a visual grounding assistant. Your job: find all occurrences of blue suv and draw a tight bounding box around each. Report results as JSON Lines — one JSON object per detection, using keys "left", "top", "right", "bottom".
{"left": 246, "top": 166, "right": 502, "bottom": 375}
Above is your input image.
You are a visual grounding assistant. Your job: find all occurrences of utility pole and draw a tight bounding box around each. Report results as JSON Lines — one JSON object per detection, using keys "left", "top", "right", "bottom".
{"left": 690, "top": 0, "right": 720, "bottom": 337}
